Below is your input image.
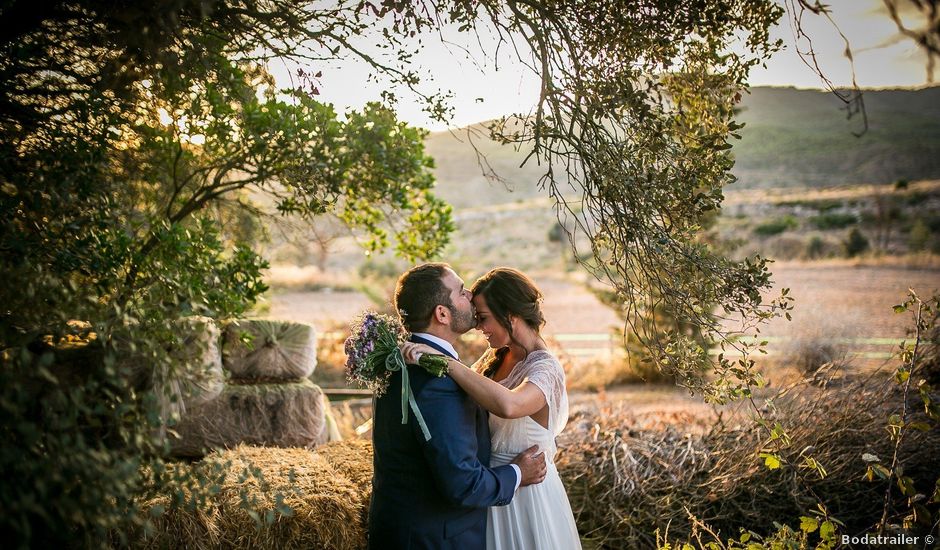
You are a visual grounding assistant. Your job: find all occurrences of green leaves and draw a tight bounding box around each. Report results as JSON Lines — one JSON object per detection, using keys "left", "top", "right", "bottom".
{"left": 799, "top": 516, "right": 818, "bottom": 533}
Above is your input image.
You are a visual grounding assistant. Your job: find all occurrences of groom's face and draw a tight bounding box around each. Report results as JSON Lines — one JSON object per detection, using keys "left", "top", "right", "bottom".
{"left": 440, "top": 268, "right": 476, "bottom": 334}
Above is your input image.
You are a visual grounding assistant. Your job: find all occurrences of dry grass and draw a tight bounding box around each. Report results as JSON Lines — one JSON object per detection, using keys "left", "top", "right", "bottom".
{"left": 566, "top": 350, "right": 678, "bottom": 391}
{"left": 565, "top": 355, "right": 645, "bottom": 391}
{"left": 776, "top": 310, "right": 853, "bottom": 377}
{"left": 556, "top": 377, "right": 940, "bottom": 548}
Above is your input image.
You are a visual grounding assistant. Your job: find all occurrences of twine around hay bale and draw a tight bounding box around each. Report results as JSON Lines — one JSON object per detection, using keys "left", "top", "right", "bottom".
{"left": 223, "top": 320, "right": 317, "bottom": 382}
{"left": 169, "top": 380, "right": 326, "bottom": 458}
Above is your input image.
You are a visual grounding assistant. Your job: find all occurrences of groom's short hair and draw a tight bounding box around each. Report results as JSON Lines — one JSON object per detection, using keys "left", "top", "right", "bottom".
{"left": 394, "top": 263, "right": 453, "bottom": 332}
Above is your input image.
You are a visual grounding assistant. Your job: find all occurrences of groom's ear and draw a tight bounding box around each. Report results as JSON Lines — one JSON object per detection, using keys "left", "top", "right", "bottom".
{"left": 433, "top": 304, "right": 450, "bottom": 326}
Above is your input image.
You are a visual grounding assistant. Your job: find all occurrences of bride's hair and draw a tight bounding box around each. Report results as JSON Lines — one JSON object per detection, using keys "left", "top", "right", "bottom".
{"left": 470, "top": 267, "right": 545, "bottom": 378}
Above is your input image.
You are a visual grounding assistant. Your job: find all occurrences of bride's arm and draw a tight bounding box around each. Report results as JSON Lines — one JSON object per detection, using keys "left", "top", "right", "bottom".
{"left": 401, "top": 343, "right": 546, "bottom": 419}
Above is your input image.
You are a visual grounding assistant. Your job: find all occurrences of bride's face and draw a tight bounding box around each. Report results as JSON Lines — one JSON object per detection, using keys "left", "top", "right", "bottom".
{"left": 472, "top": 293, "right": 510, "bottom": 348}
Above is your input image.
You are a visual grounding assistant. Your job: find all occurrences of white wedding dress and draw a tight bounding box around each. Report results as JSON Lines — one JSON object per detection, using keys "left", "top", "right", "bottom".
{"left": 474, "top": 349, "right": 582, "bottom": 550}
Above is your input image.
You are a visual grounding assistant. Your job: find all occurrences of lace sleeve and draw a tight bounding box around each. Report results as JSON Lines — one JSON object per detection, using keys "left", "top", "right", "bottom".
{"left": 519, "top": 354, "right": 569, "bottom": 436}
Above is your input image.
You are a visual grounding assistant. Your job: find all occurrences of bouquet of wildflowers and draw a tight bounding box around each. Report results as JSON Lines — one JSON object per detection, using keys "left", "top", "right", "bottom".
{"left": 344, "top": 311, "right": 449, "bottom": 440}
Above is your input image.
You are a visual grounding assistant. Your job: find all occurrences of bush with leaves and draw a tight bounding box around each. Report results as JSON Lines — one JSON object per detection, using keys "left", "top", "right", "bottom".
{"left": 844, "top": 227, "right": 871, "bottom": 257}
{"left": 0, "top": 2, "right": 449, "bottom": 546}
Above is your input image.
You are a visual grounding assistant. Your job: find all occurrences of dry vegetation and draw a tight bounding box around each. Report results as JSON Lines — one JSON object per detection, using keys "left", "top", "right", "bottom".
{"left": 132, "top": 369, "right": 939, "bottom": 549}
{"left": 556, "top": 378, "right": 940, "bottom": 548}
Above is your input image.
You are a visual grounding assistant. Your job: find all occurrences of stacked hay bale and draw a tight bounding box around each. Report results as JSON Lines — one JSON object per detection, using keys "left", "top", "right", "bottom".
{"left": 154, "top": 316, "right": 226, "bottom": 421}
{"left": 170, "top": 319, "right": 337, "bottom": 457}
{"left": 136, "top": 443, "right": 373, "bottom": 549}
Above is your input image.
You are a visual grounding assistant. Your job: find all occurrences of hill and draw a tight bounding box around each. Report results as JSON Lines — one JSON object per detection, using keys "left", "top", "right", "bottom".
{"left": 424, "top": 86, "right": 940, "bottom": 207}
{"left": 731, "top": 86, "right": 940, "bottom": 188}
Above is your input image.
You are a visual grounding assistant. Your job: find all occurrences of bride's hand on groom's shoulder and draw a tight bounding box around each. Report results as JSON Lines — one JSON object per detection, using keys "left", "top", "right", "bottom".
{"left": 511, "top": 445, "right": 547, "bottom": 487}
{"left": 400, "top": 342, "right": 435, "bottom": 364}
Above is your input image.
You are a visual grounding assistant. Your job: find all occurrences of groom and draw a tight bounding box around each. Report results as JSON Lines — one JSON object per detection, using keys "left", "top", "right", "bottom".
{"left": 368, "top": 263, "right": 546, "bottom": 550}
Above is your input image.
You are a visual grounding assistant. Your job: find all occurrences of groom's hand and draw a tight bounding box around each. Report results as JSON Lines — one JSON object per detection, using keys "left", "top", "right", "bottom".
{"left": 511, "top": 445, "right": 547, "bottom": 487}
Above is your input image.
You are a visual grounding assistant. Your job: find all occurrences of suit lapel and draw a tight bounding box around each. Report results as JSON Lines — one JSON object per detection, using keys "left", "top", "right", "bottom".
{"left": 409, "top": 334, "right": 457, "bottom": 360}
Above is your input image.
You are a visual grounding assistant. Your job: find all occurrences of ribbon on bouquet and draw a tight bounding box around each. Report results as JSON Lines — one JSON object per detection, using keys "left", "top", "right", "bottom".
{"left": 384, "top": 348, "right": 432, "bottom": 441}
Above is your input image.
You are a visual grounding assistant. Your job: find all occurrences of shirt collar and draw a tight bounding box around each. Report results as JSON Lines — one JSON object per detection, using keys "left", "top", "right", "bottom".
{"left": 411, "top": 332, "right": 459, "bottom": 361}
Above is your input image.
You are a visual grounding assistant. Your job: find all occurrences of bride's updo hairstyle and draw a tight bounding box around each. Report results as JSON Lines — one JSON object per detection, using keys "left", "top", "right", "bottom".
{"left": 471, "top": 267, "right": 546, "bottom": 378}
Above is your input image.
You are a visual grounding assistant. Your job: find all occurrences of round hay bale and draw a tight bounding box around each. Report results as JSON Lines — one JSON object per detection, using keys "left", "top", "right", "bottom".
{"left": 170, "top": 380, "right": 326, "bottom": 458}
{"left": 222, "top": 320, "right": 317, "bottom": 382}
{"left": 206, "top": 445, "right": 366, "bottom": 549}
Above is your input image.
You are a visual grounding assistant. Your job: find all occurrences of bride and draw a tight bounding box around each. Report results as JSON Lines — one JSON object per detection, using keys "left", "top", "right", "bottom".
{"left": 401, "top": 267, "right": 581, "bottom": 550}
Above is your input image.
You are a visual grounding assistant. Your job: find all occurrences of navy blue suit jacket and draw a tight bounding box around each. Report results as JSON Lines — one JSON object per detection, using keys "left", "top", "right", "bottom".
{"left": 368, "top": 334, "right": 517, "bottom": 550}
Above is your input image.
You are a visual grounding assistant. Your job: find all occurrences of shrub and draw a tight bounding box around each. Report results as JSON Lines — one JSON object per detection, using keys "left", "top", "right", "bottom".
{"left": 548, "top": 221, "right": 566, "bottom": 243}
{"left": 766, "top": 235, "right": 806, "bottom": 260}
{"left": 809, "top": 212, "right": 857, "bottom": 230}
{"left": 753, "top": 216, "right": 798, "bottom": 236}
{"left": 805, "top": 235, "right": 826, "bottom": 259}
{"left": 778, "top": 199, "right": 843, "bottom": 212}
{"left": 908, "top": 219, "right": 931, "bottom": 252}
{"left": 844, "top": 228, "right": 870, "bottom": 257}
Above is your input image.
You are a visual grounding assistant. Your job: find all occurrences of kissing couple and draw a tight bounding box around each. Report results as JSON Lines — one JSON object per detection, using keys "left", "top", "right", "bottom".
{"left": 368, "top": 263, "right": 581, "bottom": 550}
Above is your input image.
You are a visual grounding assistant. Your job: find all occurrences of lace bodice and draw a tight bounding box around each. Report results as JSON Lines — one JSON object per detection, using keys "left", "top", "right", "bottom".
{"left": 472, "top": 349, "right": 569, "bottom": 463}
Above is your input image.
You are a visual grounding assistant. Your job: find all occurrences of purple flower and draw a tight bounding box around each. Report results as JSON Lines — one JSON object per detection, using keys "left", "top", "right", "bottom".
{"left": 343, "top": 309, "right": 413, "bottom": 393}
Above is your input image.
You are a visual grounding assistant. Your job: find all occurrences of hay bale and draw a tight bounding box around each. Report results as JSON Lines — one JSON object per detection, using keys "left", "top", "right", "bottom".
{"left": 134, "top": 446, "right": 366, "bottom": 549}
{"left": 208, "top": 445, "right": 366, "bottom": 549}
{"left": 128, "top": 461, "right": 225, "bottom": 549}
{"left": 133, "top": 494, "right": 222, "bottom": 550}
{"left": 154, "top": 316, "right": 226, "bottom": 419}
{"left": 316, "top": 438, "right": 374, "bottom": 527}
{"left": 316, "top": 438, "right": 374, "bottom": 498}
{"left": 222, "top": 320, "right": 317, "bottom": 382}
{"left": 170, "top": 380, "right": 326, "bottom": 457}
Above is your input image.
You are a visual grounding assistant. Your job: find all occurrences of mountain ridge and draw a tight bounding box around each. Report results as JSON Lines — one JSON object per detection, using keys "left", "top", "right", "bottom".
{"left": 424, "top": 86, "right": 940, "bottom": 208}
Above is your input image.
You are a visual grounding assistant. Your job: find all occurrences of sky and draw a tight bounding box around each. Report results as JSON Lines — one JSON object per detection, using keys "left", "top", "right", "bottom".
{"left": 270, "top": 0, "right": 932, "bottom": 131}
